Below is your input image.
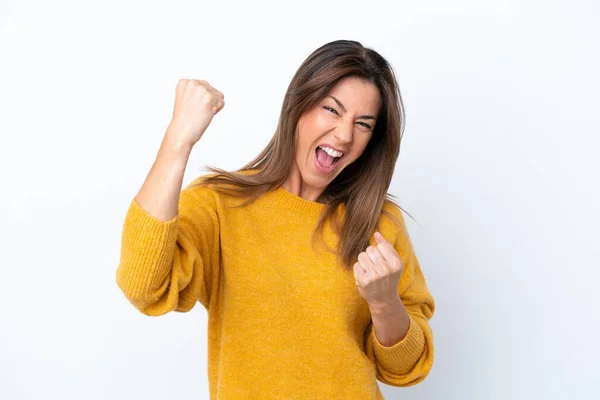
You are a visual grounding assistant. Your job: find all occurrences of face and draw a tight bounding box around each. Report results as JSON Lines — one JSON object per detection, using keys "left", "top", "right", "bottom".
{"left": 292, "top": 76, "right": 382, "bottom": 200}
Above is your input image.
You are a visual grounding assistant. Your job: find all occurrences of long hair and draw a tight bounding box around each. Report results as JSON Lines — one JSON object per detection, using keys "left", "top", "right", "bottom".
{"left": 189, "top": 39, "right": 413, "bottom": 271}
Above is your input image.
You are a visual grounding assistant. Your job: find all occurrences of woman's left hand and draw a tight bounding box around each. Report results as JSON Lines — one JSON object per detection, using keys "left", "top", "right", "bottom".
{"left": 353, "top": 231, "right": 403, "bottom": 307}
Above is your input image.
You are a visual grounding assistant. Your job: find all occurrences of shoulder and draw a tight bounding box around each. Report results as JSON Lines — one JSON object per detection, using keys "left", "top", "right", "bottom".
{"left": 180, "top": 173, "right": 221, "bottom": 208}
{"left": 182, "top": 168, "right": 261, "bottom": 206}
{"left": 186, "top": 168, "right": 259, "bottom": 188}
{"left": 377, "top": 198, "right": 409, "bottom": 247}
{"left": 380, "top": 198, "right": 406, "bottom": 229}
{"left": 186, "top": 172, "right": 219, "bottom": 187}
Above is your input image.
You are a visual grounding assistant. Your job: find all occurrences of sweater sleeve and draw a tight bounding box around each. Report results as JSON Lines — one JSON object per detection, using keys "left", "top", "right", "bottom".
{"left": 115, "top": 179, "right": 220, "bottom": 316}
{"left": 364, "top": 206, "right": 436, "bottom": 387}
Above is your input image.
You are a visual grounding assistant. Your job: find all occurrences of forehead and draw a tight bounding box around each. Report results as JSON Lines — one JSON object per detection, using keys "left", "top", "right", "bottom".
{"left": 326, "top": 77, "right": 381, "bottom": 112}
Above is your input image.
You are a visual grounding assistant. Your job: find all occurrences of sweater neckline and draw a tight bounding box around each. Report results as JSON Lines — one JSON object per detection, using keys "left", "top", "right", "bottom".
{"left": 270, "top": 185, "right": 327, "bottom": 216}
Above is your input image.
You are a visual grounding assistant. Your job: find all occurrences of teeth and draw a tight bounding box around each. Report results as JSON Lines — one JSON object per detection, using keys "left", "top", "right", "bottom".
{"left": 318, "top": 146, "right": 344, "bottom": 158}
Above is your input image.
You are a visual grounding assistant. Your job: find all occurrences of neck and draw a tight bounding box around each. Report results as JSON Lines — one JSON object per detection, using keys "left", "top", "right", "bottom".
{"left": 283, "top": 166, "right": 327, "bottom": 203}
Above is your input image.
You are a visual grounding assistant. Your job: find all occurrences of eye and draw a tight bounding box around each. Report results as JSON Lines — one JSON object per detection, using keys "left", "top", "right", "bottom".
{"left": 323, "top": 105, "right": 338, "bottom": 115}
{"left": 324, "top": 105, "right": 372, "bottom": 130}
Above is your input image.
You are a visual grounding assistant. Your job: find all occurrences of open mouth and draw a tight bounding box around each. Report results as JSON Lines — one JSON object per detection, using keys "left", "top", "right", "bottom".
{"left": 315, "top": 145, "right": 344, "bottom": 169}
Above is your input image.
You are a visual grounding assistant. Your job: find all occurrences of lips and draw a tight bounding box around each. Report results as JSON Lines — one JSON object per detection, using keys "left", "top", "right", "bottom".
{"left": 317, "top": 143, "right": 346, "bottom": 156}
{"left": 314, "top": 146, "right": 344, "bottom": 173}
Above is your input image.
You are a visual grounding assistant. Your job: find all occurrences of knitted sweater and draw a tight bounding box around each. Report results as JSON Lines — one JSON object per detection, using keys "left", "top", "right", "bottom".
{"left": 115, "top": 173, "right": 435, "bottom": 399}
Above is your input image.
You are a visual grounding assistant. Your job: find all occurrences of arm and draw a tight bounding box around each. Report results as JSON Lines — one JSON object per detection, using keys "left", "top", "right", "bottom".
{"left": 369, "top": 295, "right": 410, "bottom": 347}
{"left": 115, "top": 130, "right": 221, "bottom": 315}
{"left": 135, "top": 129, "right": 194, "bottom": 222}
{"left": 364, "top": 207, "right": 435, "bottom": 386}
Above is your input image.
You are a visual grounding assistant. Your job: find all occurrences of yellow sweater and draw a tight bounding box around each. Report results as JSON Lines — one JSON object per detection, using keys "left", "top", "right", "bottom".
{"left": 115, "top": 173, "right": 435, "bottom": 399}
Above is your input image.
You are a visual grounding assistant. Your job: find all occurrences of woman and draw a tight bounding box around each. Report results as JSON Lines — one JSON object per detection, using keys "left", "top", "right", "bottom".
{"left": 116, "top": 39, "right": 435, "bottom": 399}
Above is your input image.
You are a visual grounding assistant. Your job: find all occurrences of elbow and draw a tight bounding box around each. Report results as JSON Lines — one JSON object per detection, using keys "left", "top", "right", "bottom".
{"left": 115, "top": 284, "right": 166, "bottom": 316}
{"left": 117, "top": 291, "right": 176, "bottom": 317}
{"left": 115, "top": 271, "right": 190, "bottom": 316}
{"left": 376, "top": 329, "right": 435, "bottom": 387}
{"left": 381, "top": 355, "right": 434, "bottom": 387}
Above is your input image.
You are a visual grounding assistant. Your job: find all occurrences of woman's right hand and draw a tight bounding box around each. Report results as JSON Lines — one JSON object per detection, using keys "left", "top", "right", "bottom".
{"left": 166, "top": 79, "right": 225, "bottom": 148}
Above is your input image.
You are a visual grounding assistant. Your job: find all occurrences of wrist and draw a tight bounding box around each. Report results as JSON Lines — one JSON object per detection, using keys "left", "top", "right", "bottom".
{"left": 368, "top": 295, "right": 405, "bottom": 316}
{"left": 161, "top": 129, "right": 195, "bottom": 155}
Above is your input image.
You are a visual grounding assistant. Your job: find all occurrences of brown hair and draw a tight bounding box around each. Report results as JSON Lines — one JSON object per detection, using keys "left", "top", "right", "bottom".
{"left": 190, "top": 39, "right": 413, "bottom": 271}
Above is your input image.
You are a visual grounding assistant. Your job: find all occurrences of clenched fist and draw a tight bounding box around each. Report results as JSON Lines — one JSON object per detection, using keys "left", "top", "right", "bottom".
{"left": 166, "top": 79, "right": 225, "bottom": 148}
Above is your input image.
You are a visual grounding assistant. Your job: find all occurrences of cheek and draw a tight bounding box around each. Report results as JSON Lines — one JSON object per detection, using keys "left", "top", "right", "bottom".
{"left": 294, "top": 129, "right": 314, "bottom": 160}
{"left": 298, "top": 114, "right": 327, "bottom": 147}
{"left": 308, "top": 111, "right": 331, "bottom": 131}
{"left": 349, "top": 136, "right": 372, "bottom": 160}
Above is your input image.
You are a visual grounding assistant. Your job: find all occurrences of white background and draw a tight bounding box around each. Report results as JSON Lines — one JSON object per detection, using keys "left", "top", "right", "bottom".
{"left": 1, "top": 0, "right": 599, "bottom": 399}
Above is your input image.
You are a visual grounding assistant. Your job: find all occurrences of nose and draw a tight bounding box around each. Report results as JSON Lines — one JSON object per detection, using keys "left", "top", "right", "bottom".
{"left": 333, "top": 121, "right": 353, "bottom": 144}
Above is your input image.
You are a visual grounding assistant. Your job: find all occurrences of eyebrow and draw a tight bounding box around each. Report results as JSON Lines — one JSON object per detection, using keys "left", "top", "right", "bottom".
{"left": 327, "top": 95, "right": 377, "bottom": 120}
